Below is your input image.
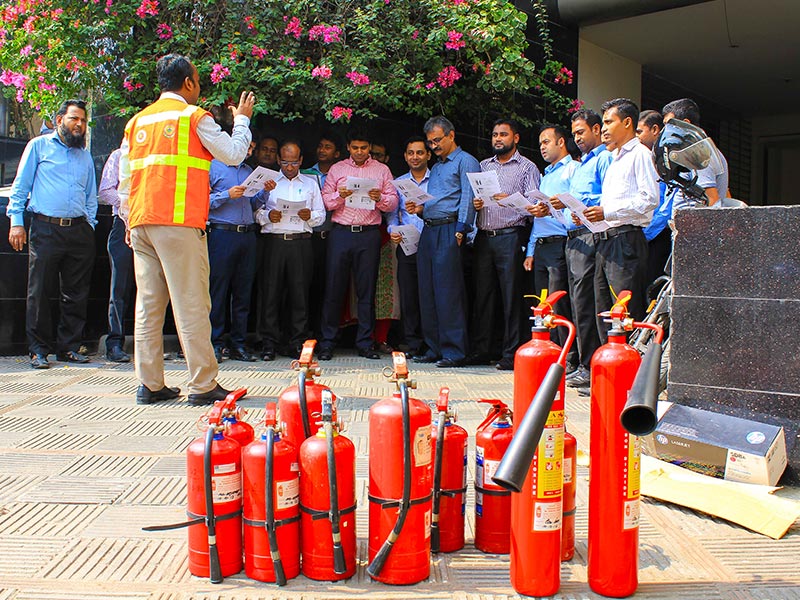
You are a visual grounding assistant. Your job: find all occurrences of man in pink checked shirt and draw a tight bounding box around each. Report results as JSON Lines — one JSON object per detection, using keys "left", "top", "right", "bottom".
{"left": 317, "top": 129, "right": 398, "bottom": 361}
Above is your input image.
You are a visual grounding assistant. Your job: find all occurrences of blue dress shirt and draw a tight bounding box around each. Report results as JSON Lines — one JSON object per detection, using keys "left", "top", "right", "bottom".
{"left": 644, "top": 182, "right": 671, "bottom": 241}
{"left": 386, "top": 169, "right": 428, "bottom": 233}
{"left": 526, "top": 154, "right": 577, "bottom": 257}
{"left": 424, "top": 146, "right": 480, "bottom": 234}
{"left": 208, "top": 159, "right": 263, "bottom": 225}
{"left": 7, "top": 131, "right": 97, "bottom": 228}
{"left": 565, "top": 144, "right": 613, "bottom": 231}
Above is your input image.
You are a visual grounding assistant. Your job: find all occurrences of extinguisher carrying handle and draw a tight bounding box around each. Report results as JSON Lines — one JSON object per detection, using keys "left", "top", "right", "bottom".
{"left": 477, "top": 399, "right": 511, "bottom": 431}
{"left": 430, "top": 405, "right": 448, "bottom": 554}
{"left": 367, "top": 378, "right": 413, "bottom": 578}
{"left": 297, "top": 369, "right": 312, "bottom": 440}
{"left": 202, "top": 426, "right": 223, "bottom": 584}
{"left": 264, "top": 426, "right": 287, "bottom": 586}
{"left": 491, "top": 362, "right": 566, "bottom": 493}
{"left": 322, "top": 390, "right": 347, "bottom": 575}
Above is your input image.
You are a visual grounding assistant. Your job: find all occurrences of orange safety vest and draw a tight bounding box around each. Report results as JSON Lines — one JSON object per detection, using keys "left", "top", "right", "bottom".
{"left": 124, "top": 97, "right": 214, "bottom": 229}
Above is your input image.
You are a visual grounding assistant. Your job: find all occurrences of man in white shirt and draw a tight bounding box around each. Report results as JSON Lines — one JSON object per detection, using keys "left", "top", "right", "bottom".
{"left": 579, "top": 98, "right": 659, "bottom": 339}
{"left": 254, "top": 140, "right": 325, "bottom": 360}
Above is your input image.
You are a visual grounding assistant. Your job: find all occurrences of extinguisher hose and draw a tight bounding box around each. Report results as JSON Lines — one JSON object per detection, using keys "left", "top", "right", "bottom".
{"left": 265, "top": 427, "right": 287, "bottom": 586}
{"left": 297, "top": 369, "right": 312, "bottom": 439}
{"left": 367, "top": 380, "right": 412, "bottom": 577}
{"left": 430, "top": 409, "right": 447, "bottom": 553}
{"left": 325, "top": 420, "right": 347, "bottom": 574}
{"left": 203, "top": 426, "right": 223, "bottom": 584}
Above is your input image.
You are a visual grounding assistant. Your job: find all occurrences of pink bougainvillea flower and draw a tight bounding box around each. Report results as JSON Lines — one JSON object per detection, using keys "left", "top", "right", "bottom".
{"left": 308, "top": 24, "right": 342, "bottom": 44}
{"left": 155, "top": 23, "right": 172, "bottom": 40}
{"left": 251, "top": 45, "right": 268, "bottom": 59}
{"left": 567, "top": 99, "right": 585, "bottom": 114}
{"left": 311, "top": 65, "right": 332, "bottom": 79}
{"left": 20, "top": 44, "right": 32, "bottom": 56}
{"left": 210, "top": 63, "right": 230, "bottom": 84}
{"left": 331, "top": 106, "right": 353, "bottom": 121}
{"left": 444, "top": 31, "right": 464, "bottom": 50}
{"left": 284, "top": 16, "right": 303, "bottom": 39}
{"left": 135, "top": 0, "right": 159, "bottom": 19}
{"left": 437, "top": 65, "right": 461, "bottom": 88}
{"left": 346, "top": 71, "right": 370, "bottom": 86}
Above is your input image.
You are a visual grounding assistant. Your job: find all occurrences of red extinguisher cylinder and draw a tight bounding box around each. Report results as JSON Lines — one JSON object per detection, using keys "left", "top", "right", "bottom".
{"left": 186, "top": 421, "right": 243, "bottom": 580}
{"left": 242, "top": 403, "right": 300, "bottom": 584}
{"left": 588, "top": 330, "right": 642, "bottom": 598}
{"left": 562, "top": 429, "right": 577, "bottom": 562}
{"left": 430, "top": 387, "right": 468, "bottom": 553}
{"left": 474, "top": 400, "right": 513, "bottom": 555}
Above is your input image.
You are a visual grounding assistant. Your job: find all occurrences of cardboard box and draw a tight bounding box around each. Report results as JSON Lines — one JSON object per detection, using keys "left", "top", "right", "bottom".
{"left": 642, "top": 403, "right": 788, "bottom": 486}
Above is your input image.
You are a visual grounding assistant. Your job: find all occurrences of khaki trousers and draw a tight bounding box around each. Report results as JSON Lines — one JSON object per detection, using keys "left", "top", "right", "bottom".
{"left": 131, "top": 224, "right": 218, "bottom": 395}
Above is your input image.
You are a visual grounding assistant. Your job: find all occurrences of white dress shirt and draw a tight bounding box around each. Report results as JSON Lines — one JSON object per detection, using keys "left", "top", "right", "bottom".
{"left": 255, "top": 172, "right": 325, "bottom": 234}
{"left": 600, "top": 137, "right": 659, "bottom": 228}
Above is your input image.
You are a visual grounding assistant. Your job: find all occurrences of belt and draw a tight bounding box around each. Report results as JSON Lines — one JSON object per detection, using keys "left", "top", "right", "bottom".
{"left": 478, "top": 226, "right": 521, "bottom": 237}
{"left": 334, "top": 223, "right": 379, "bottom": 233}
{"left": 33, "top": 214, "right": 85, "bottom": 227}
{"left": 207, "top": 223, "right": 258, "bottom": 233}
{"left": 536, "top": 235, "right": 567, "bottom": 245}
{"left": 313, "top": 230, "right": 328, "bottom": 239}
{"left": 567, "top": 226, "right": 590, "bottom": 240}
{"left": 594, "top": 224, "right": 642, "bottom": 241}
{"left": 423, "top": 215, "right": 457, "bottom": 227}
{"left": 272, "top": 232, "right": 312, "bottom": 240}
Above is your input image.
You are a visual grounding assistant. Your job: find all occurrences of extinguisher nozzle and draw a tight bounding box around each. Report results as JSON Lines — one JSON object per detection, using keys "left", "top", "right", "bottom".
{"left": 366, "top": 541, "right": 394, "bottom": 578}
{"left": 208, "top": 544, "right": 223, "bottom": 584}
{"left": 273, "top": 558, "right": 287, "bottom": 586}
{"left": 333, "top": 543, "right": 347, "bottom": 574}
{"left": 620, "top": 342, "right": 663, "bottom": 436}
{"left": 431, "top": 525, "right": 440, "bottom": 554}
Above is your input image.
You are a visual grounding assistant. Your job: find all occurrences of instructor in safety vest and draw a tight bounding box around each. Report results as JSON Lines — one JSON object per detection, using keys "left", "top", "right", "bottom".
{"left": 118, "top": 54, "right": 256, "bottom": 406}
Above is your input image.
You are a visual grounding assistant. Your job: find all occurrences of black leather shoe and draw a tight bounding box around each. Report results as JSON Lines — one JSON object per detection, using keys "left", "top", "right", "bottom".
{"left": 261, "top": 349, "right": 276, "bottom": 361}
{"left": 577, "top": 386, "right": 590, "bottom": 397}
{"left": 465, "top": 352, "right": 492, "bottom": 366}
{"left": 136, "top": 384, "right": 181, "bottom": 405}
{"left": 437, "top": 357, "right": 465, "bottom": 368}
{"left": 30, "top": 353, "right": 50, "bottom": 369}
{"left": 358, "top": 347, "right": 381, "bottom": 359}
{"left": 288, "top": 345, "right": 303, "bottom": 360}
{"left": 188, "top": 383, "right": 230, "bottom": 406}
{"left": 318, "top": 348, "right": 333, "bottom": 361}
{"left": 413, "top": 353, "right": 439, "bottom": 363}
{"left": 57, "top": 350, "right": 90, "bottom": 363}
{"left": 496, "top": 357, "right": 514, "bottom": 371}
{"left": 229, "top": 347, "right": 257, "bottom": 362}
{"left": 567, "top": 367, "right": 591, "bottom": 388}
{"left": 106, "top": 346, "right": 130, "bottom": 363}
{"left": 213, "top": 347, "right": 224, "bottom": 364}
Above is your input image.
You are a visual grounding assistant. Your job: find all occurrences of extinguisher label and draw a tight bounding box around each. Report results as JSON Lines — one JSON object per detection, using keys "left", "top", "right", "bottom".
{"left": 563, "top": 457, "right": 573, "bottom": 484}
{"left": 424, "top": 509, "right": 432, "bottom": 539}
{"left": 623, "top": 499, "right": 640, "bottom": 530}
{"left": 413, "top": 426, "right": 432, "bottom": 467}
{"left": 275, "top": 477, "right": 300, "bottom": 510}
{"left": 625, "top": 433, "right": 641, "bottom": 500}
{"left": 483, "top": 459, "right": 502, "bottom": 487}
{"left": 532, "top": 499, "right": 562, "bottom": 531}
{"left": 212, "top": 472, "right": 242, "bottom": 504}
{"left": 535, "top": 411, "right": 564, "bottom": 499}
{"left": 213, "top": 462, "right": 236, "bottom": 475}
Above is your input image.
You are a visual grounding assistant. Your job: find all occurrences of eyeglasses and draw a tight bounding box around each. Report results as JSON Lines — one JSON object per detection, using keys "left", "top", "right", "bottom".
{"left": 426, "top": 136, "right": 445, "bottom": 148}
{"left": 279, "top": 160, "right": 302, "bottom": 167}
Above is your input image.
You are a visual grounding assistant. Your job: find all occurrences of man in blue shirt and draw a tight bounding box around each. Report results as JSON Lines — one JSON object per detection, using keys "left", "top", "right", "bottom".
{"left": 7, "top": 99, "right": 98, "bottom": 369}
{"left": 524, "top": 124, "right": 578, "bottom": 369}
{"left": 207, "top": 139, "right": 267, "bottom": 363}
{"left": 387, "top": 135, "right": 429, "bottom": 357}
{"left": 406, "top": 116, "right": 479, "bottom": 368}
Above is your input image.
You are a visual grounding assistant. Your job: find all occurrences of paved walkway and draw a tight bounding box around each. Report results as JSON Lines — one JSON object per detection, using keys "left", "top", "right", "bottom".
{"left": 0, "top": 352, "right": 798, "bottom": 599}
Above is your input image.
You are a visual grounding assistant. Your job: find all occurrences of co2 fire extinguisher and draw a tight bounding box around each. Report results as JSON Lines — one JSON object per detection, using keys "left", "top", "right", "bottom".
{"left": 588, "top": 291, "right": 664, "bottom": 598}
{"left": 474, "top": 399, "right": 513, "bottom": 554}
{"left": 430, "top": 386, "right": 468, "bottom": 553}
{"left": 493, "top": 291, "right": 576, "bottom": 598}
{"left": 367, "top": 352, "right": 432, "bottom": 585}
{"left": 242, "top": 402, "right": 300, "bottom": 585}
{"left": 278, "top": 339, "right": 331, "bottom": 448}
{"left": 299, "top": 389, "right": 357, "bottom": 581}
{"left": 221, "top": 388, "right": 254, "bottom": 448}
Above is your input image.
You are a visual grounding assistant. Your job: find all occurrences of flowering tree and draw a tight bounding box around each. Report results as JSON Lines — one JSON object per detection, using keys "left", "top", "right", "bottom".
{"left": 0, "top": 0, "right": 574, "bottom": 128}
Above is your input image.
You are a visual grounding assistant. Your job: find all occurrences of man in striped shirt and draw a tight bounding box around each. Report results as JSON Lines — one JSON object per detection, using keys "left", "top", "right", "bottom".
{"left": 318, "top": 129, "right": 398, "bottom": 360}
{"left": 578, "top": 98, "right": 659, "bottom": 340}
{"left": 470, "top": 118, "right": 541, "bottom": 370}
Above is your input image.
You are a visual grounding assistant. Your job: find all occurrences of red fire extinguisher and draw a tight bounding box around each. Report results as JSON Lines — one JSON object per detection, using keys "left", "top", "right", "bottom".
{"left": 278, "top": 339, "right": 330, "bottom": 448}
{"left": 242, "top": 402, "right": 300, "bottom": 585}
{"left": 588, "top": 291, "right": 664, "bottom": 598}
{"left": 221, "top": 388, "right": 254, "bottom": 448}
{"left": 367, "top": 352, "right": 432, "bottom": 584}
{"left": 430, "top": 386, "right": 468, "bottom": 553}
{"left": 299, "top": 388, "right": 357, "bottom": 581}
{"left": 492, "top": 291, "right": 576, "bottom": 598}
{"left": 474, "top": 398, "right": 513, "bottom": 554}
{"left": 562, "top": 428, "right": 577, "bottom": 562}
{"left": 185, "top": 400, "right": 244, "bottom": 583}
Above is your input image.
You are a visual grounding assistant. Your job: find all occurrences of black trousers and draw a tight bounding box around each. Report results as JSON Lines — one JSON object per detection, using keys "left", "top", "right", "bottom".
{"left": 208, "top": 228, "right": 257, "bottom": 348}
{"left": 565, "top": 230, "right": 601, "bottom": 369}
{"left": 261, "top": 236, "right": 314, "bottom": 350}
{"left": 594, "top": 228, "right": 648, "bottom": 344}
{"left": 320, "top": 226, "right": 381, "bottom": 351}
{"left": 470, "top": 228, "right": 526, "bottom": 361}
{"left": 106, "top": 216, "right": 135, "bottom": 351}
{"left": 646, "top": 226, "right": 672, "bottom": 289}
{"left": 308, "top": 231, "right": 329, "bottom": 339}
{"left": 26, "top": 218, "right": 95, "bottom": 355}
{"left": 532, "top": 237, "right": 578, "bottom": 367}
{"left": 395, "top": 244, "right": 423, "bottom": 353}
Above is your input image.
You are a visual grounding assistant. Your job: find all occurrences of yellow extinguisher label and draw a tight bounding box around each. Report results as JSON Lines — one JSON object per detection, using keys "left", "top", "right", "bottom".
{"left": 535, "top": 410, "right": 564, "bottom": 499}
{"left": 626, "top": 433, "right": 641, "bottom": 500}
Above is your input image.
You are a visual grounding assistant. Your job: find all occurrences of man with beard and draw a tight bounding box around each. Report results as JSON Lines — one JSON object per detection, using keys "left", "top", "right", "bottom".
{"left": 7, "top": 99, "right": 98, "bottom": 369}
{"left": 469, "top": 118, "right": 541, "bottom": 370}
